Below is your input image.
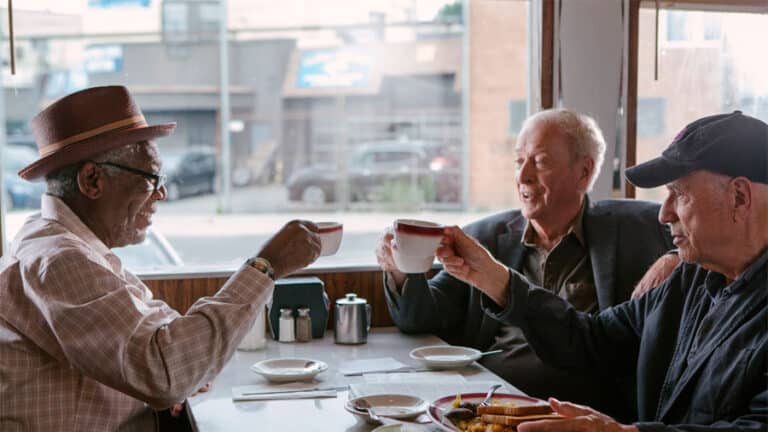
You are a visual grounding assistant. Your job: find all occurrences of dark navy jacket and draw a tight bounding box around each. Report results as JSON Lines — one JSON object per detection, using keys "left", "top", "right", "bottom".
{"left": 488, "top": 249, "right": 768, "bottom": 431}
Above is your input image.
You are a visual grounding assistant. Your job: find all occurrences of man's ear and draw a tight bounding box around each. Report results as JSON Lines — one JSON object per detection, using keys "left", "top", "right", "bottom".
{"left": 579, "top": 157, "right": 595, "bottom": 191}
{"left": 730, "top": 177, "right": 752, "bottom": 223}
{"left": 76, "top": 162, "right": 105, "bottom": 199}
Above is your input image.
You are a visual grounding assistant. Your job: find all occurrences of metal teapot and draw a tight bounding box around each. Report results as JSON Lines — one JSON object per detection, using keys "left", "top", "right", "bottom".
{"left": 334, "top": 293, "right": 371, "bottom": 344}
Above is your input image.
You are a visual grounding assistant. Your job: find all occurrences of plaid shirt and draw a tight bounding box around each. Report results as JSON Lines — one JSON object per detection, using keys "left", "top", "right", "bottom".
{"left": 0, "top": 195, "right": 272, "bottom": 431}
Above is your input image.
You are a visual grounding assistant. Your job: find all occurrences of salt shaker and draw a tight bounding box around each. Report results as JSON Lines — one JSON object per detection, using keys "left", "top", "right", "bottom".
{"left": 278, "top": 308, "right": 295, "bottom": 342}
{"left": 295, "top": 307, "right": 312, "bottom": 342}
{"left": 237, "top": 308, "right": 267, "bottom": 350}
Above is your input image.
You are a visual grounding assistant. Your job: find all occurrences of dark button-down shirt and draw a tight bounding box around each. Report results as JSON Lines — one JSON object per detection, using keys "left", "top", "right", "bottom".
{"left": 486, "top": 202, "right": 596, "bottom": 369}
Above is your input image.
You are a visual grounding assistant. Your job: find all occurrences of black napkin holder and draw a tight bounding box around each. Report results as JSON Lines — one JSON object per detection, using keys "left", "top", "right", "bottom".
{"left": 267, "top": 276, "right": 329, "bottom": 340}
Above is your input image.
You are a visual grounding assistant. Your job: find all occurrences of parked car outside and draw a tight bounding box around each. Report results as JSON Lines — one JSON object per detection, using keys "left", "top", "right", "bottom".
{"left": 112, "top": 227, "right": 184, "bottom": 270}
{"left": 4, "top": 208, "right": 182, "bottom": 270}
{"left": 160, "top": 147, "right": 217, "bottom": 201}
{"left": 286, "top": 140, "right": 460, "bottom": 205}
{"left": 3, "top": 145, "right": 46, "bottom": 210}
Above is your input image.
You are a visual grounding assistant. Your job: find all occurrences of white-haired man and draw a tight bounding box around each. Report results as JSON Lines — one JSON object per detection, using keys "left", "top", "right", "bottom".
{"left": 436, "top": 111, "right": 767, "bottom": 432}
{"left": 375, "top": 109, "right": 676, "bottom": 417}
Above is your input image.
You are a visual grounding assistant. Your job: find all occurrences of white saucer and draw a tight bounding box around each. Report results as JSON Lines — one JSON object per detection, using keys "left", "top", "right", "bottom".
{"left": 250, "top": 358, "right": 328, "bottom": 382}
{"left": 345, "top": 394, "right": 427, "bottom": 424}
{"left": 409, "top": 345, "right": 482, "bottom": 369}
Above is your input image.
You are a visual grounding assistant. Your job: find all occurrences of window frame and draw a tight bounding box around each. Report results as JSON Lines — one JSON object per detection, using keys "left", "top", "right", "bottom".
{"left": 624, "top": 0, "right": 766, "bottom": 198}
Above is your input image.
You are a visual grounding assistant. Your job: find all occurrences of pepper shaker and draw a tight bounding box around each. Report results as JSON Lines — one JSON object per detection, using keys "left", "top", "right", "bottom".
{"left": 295, "top": 307, "right": 312, "bottom": 342}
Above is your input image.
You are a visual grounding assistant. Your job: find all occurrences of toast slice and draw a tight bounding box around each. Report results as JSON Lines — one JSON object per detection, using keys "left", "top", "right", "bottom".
{"left": 480, "top": 413, "right": 564, "bottom": 427}
{"left": 477, "top": 403, "right": 554, "bottom": 416}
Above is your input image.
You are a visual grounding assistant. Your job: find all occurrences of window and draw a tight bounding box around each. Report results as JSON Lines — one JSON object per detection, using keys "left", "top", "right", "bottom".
{"left": 2, "top": 0, "right": 531, "bottom": 271}
{"left": 637, "top": 97, "right": 666, "bottom": 137}
{"left": 508, "top": 99, "right": 527, "bottom": 136}
{"left": 666, "top": 11, "right": 688, "bottom": 41}
{"left": 636, "top": 5, "right": 768, "bottom": 202}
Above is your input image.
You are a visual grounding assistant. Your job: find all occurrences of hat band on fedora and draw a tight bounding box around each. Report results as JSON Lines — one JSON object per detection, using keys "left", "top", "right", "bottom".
{"left": 39, "top": 115, "right": 147, "bottom": 157}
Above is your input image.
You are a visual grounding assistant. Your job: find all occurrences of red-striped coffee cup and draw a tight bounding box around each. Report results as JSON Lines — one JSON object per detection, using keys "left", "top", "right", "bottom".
{"left": 317, "top": 222, "right": 343, "bottom": 256}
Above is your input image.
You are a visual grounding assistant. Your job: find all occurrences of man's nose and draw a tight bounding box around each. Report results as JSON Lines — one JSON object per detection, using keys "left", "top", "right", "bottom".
{"left": 516, "top": 159, "right": 534, "bottom": 184}
{"left": 155, "top": 184, "right": 168, "bottom": 201}
{"left": 659, "top": 193, "right": 676, "bottom": 224}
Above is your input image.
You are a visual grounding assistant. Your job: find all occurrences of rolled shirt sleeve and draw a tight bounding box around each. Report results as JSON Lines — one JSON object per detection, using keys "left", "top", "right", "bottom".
{"left": 27, "top": 247, "right": 272, "bottom": 409}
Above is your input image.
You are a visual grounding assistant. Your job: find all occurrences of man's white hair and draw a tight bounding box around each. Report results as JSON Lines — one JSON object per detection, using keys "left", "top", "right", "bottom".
{"left": 45, "top": 141, "right": 147, "bottom": 198}
{"left": 519, "top": 108, "right": 607, "bottom": 192}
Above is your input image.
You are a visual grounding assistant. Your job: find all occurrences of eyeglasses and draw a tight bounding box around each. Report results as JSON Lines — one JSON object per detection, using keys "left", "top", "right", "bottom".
{"left": 95, "top": 161, "right": 167, "bottom": 193}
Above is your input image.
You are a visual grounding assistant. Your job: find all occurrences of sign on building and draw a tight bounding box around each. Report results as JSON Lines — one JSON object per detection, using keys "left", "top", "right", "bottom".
{"left": 89, "top": 0, "right": 151, "bottom": 8}
{"left": 85, "top": 45, "right": 124, "bottom": 74}
{"left": 297, "top": 50, "right": 373, "bottom": 88}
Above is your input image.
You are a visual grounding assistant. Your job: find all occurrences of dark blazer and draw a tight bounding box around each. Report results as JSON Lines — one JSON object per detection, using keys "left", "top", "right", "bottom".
{"left": 385, "top": 198, "right": 673, "bottom": 350}
{"left": 488, "top": 252, "right": 768, "bottom": 432}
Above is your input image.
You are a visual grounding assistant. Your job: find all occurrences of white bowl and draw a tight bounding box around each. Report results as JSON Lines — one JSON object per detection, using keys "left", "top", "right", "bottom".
{"left": 409, "top": 345, "right": 482, "bottom": 370}
{"left": 391, "top": 241, "right": 434, "bottom": 273}
{"left": 345, "top": 394, "right": 427, "bottom": 424}
{"left": 250, "top": 358, "right": 328, "bottom": 382}
{"left": 317, "top": 222, "right": 343, "bottom": 256}
{"left": 393, "top": 219, "right": 443, "bottom": 257}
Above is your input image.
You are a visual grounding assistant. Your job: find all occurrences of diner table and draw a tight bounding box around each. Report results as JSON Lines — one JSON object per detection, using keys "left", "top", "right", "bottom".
{"left": 187, "top": 327, "right": 523, "bottom": 432}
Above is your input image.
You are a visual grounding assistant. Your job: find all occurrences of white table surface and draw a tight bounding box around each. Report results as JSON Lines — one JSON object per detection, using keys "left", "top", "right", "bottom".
{"left": 187, "top": 327, "right": 521, "bottom": 432}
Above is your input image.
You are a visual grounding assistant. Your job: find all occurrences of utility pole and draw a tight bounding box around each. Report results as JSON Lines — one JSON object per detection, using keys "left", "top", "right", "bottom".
{"left": 218, "top": 0, "right": 232, "bottom": 213}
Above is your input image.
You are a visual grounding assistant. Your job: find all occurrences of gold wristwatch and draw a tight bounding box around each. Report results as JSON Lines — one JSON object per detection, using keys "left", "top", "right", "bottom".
{"left": 246, "top": 256, "right": 275, "bottom": 280}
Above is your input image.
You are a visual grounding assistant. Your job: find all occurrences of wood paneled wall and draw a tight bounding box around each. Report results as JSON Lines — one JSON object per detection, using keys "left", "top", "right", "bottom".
{"left": 143, "top": 270, "right": 396, "bottom": 328}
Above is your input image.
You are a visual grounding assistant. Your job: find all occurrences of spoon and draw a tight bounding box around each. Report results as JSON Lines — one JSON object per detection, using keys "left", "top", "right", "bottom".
{"left": 354, "top": 398, "right": 382, "bottom": 423}
{"left": 480, "top": 383, "right": 503, "bottom": 406}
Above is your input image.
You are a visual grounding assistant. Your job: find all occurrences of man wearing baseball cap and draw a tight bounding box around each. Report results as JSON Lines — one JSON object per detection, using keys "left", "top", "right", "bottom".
{"left": 433, "top": 111, "right": 767, "bottom": 431}
{"left": 0, "top": 86, "right": 323, "bottom": 430}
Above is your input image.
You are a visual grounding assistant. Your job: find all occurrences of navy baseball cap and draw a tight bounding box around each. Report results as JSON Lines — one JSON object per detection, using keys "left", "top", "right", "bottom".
{"left": 626, "top": 111, "right": 768, "bottom": 188}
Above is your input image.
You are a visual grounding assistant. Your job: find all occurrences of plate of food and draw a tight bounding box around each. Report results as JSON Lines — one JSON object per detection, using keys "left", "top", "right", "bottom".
{"left": 250, "top": 358, "right": 328, "bottom": 382}
{"left": 345, "top": 394, "right": 427, "bottom": 424}
{"left": 409, "top": 345, "right": 482, "bottom": 369}
{"left": 427, "top": 392, "right": 562, "bottom": 432}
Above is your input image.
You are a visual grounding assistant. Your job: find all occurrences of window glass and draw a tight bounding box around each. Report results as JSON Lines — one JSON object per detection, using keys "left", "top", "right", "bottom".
{"left": 1, "top": 0, "right": 530, "bottom": 272}
{"left": 636, "top": 6, "right": 768, "bottom": 202}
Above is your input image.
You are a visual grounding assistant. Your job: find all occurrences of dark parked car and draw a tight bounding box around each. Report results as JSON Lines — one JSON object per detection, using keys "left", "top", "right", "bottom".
{"left": 3, "top": 145, "right": 46, "bottom": 210}
{"left": 160, "top": 147, "right": 217, "bottom": 201}
{"left": 286, "top": 140, "right": 460, "bottom": 205}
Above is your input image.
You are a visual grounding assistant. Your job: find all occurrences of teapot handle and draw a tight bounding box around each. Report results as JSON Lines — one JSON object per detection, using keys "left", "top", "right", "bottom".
{"left": 365, "top": 304, "right": 372, "bottom": 332}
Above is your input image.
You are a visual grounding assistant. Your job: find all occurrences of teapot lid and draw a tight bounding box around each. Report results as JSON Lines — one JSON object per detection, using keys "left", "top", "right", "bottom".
{"left": 336, "top": 293, "right": 367, "bottom": 305}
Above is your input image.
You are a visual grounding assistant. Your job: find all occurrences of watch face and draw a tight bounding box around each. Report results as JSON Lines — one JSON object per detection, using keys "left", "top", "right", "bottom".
{"left": 249, "top": 257, "right": 274, "bottom": 279}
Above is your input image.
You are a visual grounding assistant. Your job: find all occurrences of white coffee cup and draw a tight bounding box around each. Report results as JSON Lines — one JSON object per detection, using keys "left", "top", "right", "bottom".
{"left": 391, "top": 239, "right": 435, "bottom": 273}
{"left": 317, "top": 222, "right": 343, "bottom": 256}
{"left": 393, "top": 219, "right": 444, "bottom": 257}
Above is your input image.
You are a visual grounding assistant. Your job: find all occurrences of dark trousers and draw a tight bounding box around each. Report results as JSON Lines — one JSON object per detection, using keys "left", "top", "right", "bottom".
{"left": 156, "top": 403, "right": 195, "bottom": 432}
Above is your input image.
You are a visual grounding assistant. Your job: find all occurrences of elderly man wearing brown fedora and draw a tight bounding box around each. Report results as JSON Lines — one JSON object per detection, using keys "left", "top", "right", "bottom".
{"left": 0, "top": 86, "right": 322, "bottom": 431}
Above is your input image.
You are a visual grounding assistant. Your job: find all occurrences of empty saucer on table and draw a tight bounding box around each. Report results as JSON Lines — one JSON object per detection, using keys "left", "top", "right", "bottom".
{"left": 250, "top": 358, "right": 328, "bottom": 382}
{"left": 409, "top": 345, "right": 482, "bottom": 369}
{"left": 345, "top": 394, "right": 427, "bottom": 424}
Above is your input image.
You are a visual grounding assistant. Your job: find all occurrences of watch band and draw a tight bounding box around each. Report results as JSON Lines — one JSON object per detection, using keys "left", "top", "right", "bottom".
{"left": 246, "top": 256, "right": 275, "bottom": 280}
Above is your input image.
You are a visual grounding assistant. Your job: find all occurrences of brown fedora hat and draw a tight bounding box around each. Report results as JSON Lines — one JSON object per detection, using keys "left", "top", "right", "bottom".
{"left": 19, "top": 85, "right": 176, "bottom": 180}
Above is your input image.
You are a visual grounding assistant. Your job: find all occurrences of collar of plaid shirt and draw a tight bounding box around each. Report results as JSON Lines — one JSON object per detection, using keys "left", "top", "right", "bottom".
{"left": 40, "top": 193, "right": 123, "bottom": 273}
